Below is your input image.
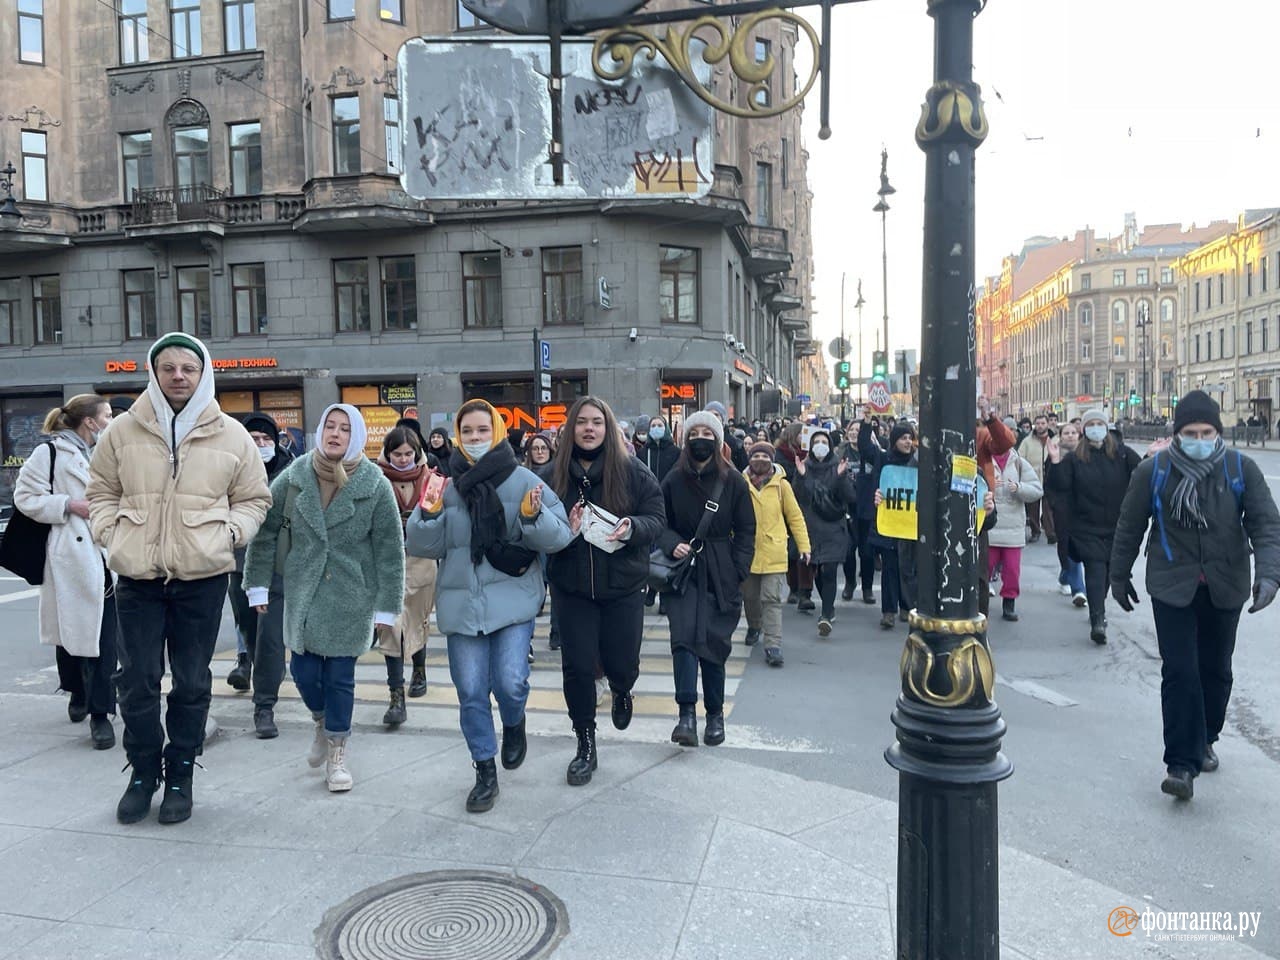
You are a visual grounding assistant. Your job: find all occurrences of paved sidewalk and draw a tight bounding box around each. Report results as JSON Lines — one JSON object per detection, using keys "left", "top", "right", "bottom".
{"left": 0, "top": 691, "right": 1272, "bottom": 960}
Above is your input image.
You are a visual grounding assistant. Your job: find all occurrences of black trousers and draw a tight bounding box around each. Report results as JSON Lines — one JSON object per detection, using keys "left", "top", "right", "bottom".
{"left": 897, "top": 540, "right": 919, "bottom": 613}
{"left": 855, "top": 519, "right": 876, "bottom": 591}
{"left": 227, "top": 571, "right": 287, "bottom": 709}
{"left": 841, "top": 520, "right": 860, "bottom": 589}
{"left": 1150, "top": 585, "right": 1241, "bottom": 775}
{"left": 813, "top": 562, "right": 839, "bottom": 618}
{"left": 1083, "top": 559, "right": 1110, "bottom": 623}
{"left": 673, "top": 649, "right": 726, "bottom": 714}
{"left": 115, "top": 574, "right": 227, "bottom": 766}
{"left": 878, "top": 545, "right": 902, "bottom": 615}
{"left": 551, "top": 586, "right": 644, "bottom": 730}
{"left": 385, "top": 645, "right": 428, "bottom": 689}
{"left": 56, "top": 571, "right": 118, "bottom": 717}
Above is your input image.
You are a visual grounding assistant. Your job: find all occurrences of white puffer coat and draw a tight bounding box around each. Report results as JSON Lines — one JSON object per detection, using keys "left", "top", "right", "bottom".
{"left": 988, "top": 449, "right": 1044, "bottom": 548}
{"left": 13, "top": 434, "right": 110, "bottom": 656}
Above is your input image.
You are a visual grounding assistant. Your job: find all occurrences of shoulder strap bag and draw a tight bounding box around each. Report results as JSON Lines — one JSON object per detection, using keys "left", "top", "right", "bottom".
{"left": 647, "top": 474, "right": 726, "bottom": 594}
{"left": 0, "top": 441, "right": 57, "bottom": 586}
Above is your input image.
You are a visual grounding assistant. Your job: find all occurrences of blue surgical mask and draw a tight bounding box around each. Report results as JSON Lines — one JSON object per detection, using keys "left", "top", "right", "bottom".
{"left": 258, "top": 445, "right": 276, "bottom": 463}
{"left": 1179, "top": 436, "right": 1218, "bottom": 461}
{"left": 649, "top": 424, "right": 666, "bottom": 440}
{"left": 1084, "top": 425, "right": 1108, "bottom": 443}
{"left": 463, "top": 441, "right": 491, "bottom": 461}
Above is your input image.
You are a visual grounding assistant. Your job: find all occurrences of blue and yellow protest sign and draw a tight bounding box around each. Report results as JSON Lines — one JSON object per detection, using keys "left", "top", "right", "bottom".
{"left": 875, "top": 465, "right": 988, "bottom": 540}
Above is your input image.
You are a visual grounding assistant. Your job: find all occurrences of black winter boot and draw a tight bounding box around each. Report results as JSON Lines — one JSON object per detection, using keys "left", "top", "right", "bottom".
{"left": 611, "top": 688, "right": 633, "bottom": 730}
{"left": 226, "top": 653, "right": 251, "bottom": 691}
{"left": 671, "top": 704, "right": 698, "bottom": 747}
{"left": 383, "top": 687, "right": 407, "bottom": 727}
{"left": 703, "top": 712, "right": 725, "bottom": 746}
{"left": 466, "top": 758, "right": 499, "bottom": 813}
{"left": 797, "top": 591, "right": 816, "bottom": 613}
{"left": 158, "top": 755, "right": 195, "bottom": 825}
{"left": 1089, "top": 612, "right": 1107, "bottom": 645}
{"left": 1001, "top": 598, "right": 1018, "bottom": 622}
{"left": 566, "top": 726, "right": 598, "bottom": 786}
{"left": 116, "top": 756, "right": 161, "bottom": 824}
{"left": 408, "top": 664, "right": 428, "bottom": 698}
{"left": 501, "top": 716, "right": 527, "bottom": 770}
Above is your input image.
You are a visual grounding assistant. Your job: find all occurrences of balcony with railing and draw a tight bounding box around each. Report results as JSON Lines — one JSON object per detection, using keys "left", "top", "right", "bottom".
{"left": 130, "top": 185, "right": 228, "bottom": 232}
{"left": 75, "top": 191, "right": 308, "bottom": 238}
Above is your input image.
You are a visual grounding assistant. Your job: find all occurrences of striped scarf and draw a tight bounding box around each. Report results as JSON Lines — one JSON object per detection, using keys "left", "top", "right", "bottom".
{"left": 1165, "top": 437, "right": 1226, "bottom": 529}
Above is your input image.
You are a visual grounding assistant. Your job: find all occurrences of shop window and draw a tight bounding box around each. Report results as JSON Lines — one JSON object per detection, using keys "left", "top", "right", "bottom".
{"left": 123, "top": 269, "right": 157, "bottom": 340}
{"left": 340, "top": 383, "right": 418, "bottom": 458}
{"left": 0, "top": 279, "right": 18, "bottom": 345}
{"left": 461, "top": 376, "right": 587, "bottom": 433}
{"left": 334, "top": 258, "right": 371, "bottom": 332}
{"left": 221, "top": 388, "right": 305, "bottom": 455}
{"left": 660, "top": 246, "right": 700, "bottom": 324}
{"left": 380, "top": 255, "right": 417, "bottom": 330}
{"left": 541, "top": 246, "right": 582, "bottom": 325}
{"left": 1, "top": 392, "right": 62, "bottom": 509}
{"left": 177, "top": 267, "right": 211, "bottom": 338}
{"left": 31, "top": 275, "right": 60, "bottom": 344}
{"left": 232, "top": 263, "right": 267, "bottom": 335}
{"left": 463, "top": 252, "right": 502, "bottom": 328}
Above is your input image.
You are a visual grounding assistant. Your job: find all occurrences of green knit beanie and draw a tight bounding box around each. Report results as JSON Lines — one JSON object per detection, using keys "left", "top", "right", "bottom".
{"left": 149, "top": 332, "right": 205, "bottom": 369}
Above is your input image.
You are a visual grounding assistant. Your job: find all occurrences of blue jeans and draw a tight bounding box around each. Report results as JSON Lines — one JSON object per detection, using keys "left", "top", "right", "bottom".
{"left": 1058, "top": 560, "right": 1085, "bottom": 595}
{"left": 290, "top": 652, "right": 357, "bottom": 738}
{"left": 447, "top": 621, "right": 534, "bottom": 762}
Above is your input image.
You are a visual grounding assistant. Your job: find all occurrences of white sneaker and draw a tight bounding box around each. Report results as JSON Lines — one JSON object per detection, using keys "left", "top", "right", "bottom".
{"left": 595, "top": 677, "right": 609, "bottom": 706}
{"left": 1059, "top": 583, "right": 1072, "bottom": 596}
{"left": 988, "top": 582, "right": 997, "bottom": 597}
{"left": 1072, "top": 592, "right": 1087, "bottom": 608}
{"left": 326, "top": 737, "right": 353, "bottom": 792}
{"left": 307, "top": 714, "right": 326, "bottom": 768}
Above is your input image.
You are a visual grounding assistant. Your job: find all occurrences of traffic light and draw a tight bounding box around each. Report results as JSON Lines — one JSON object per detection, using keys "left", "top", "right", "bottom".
{"left": 835, "top": 361, "right": 851, "bottom": 390}
{"left": 872, "top": 351, "right": 887, "bottom": 378}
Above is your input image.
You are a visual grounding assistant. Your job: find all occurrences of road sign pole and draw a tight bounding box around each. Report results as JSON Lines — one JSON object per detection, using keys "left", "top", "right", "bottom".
{"left": 533, "top": 329, "right": 542, "bottom": 431}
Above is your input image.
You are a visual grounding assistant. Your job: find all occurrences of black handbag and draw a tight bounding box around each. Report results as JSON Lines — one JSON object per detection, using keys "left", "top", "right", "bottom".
{"left": 647, "top": 475, "right": 726, "bottom": 594}
{"left": 0, "top": 441, "right": 57, "bottom": 586}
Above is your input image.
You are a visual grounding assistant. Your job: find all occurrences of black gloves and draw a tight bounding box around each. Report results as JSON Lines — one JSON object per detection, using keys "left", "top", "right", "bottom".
{"left": 1248, "top": 578, "right": 1279, "bottom": 614}
{"left": 1111, "top": 578, "right": 1140, "bottom": 612}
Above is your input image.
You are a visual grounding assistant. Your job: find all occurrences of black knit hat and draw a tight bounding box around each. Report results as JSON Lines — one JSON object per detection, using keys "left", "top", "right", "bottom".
{"left": 1172, "top": 389, "right": 1223, "bottom": 435}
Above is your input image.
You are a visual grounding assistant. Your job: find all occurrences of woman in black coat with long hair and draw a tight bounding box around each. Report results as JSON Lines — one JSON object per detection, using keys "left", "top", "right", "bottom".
{"left": 1046, "top": 408, "right": 1140, "bottom": 644}
{"left": 657, "top": 410, "right": 755, "bottom": 748}
{"left": 792, "top": 428, "right": 856, "bottom": 635}
{"left": 546, "top": 397, "right": 666, "bottom": 785}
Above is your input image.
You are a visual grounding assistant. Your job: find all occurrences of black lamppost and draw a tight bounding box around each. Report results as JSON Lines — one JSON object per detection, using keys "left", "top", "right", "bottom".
{"left": 0, "top": 162, "right": 22, "bottom": 230}
{"left": 873, "top": 148, "right": 895, "bottom": 361}
{"left": 1136, "top": 300, "right": 1152, "bottom": 420}
{"left": 885, "top": 2, "right": 1010, "bottom": 959}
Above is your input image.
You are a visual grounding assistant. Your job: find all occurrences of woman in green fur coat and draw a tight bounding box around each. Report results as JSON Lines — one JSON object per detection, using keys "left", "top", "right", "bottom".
{"left": 244, "top": 404, "right": 404, "bottom": 793}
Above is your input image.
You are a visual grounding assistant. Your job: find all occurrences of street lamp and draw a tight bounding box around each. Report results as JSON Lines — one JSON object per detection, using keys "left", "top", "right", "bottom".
{"left": 0, "top": 162, "right": 22, "bottom": 230}
{"left": 1136, "top": 300, "right": 1152, "bottom": 421}
{"left": 886, "top": 2, "right": 1011, "bottom": 952}
{"left": 873, "top": 148, "right": 895, "bottom": 366}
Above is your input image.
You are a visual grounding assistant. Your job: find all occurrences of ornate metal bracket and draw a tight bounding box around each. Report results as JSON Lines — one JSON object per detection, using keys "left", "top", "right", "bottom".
{"left": 591, "top": 9, "right": 820, "bottom": 121}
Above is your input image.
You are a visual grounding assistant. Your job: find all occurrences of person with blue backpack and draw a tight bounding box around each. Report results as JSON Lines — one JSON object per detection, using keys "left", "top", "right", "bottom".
{"left": 1110, "top": 390, "right": 1280, "bottom": 802}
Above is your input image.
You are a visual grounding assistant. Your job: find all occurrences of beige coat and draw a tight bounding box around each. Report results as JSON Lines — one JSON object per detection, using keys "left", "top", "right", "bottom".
{"left": 374, "top": 464, "right": 437, "bottom": 659}
{"left": 87, "top": 394, "right": 271, "bottom": 581}
{"left": 13, "top": 434, "right": 110, "bottom": 657}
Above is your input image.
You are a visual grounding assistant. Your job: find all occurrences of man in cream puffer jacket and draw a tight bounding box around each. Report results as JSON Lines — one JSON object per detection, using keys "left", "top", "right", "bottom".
{"left": 88, "top": 332, "right": 270, "bottom": 827}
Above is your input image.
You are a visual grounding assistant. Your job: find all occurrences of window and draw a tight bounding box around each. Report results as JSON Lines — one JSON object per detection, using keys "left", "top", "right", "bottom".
{"left": 121, "top": 132, "right": 153, "bottom": 201}
{"left": 231, "top": 263, "right": 267, "bottom": 335}
{"left": 1195, "top": 334, "right": 1201, "bottom": 362}
{"left": 660, "top": 246, "right": 700, "bottom": 324}
{"left": 752, "top": 39, "right": 771, "bottom": 107}
{"left": 1246, "top": 321, "right": 1253, "bottom": 354}
{"left": 225, "top": 0, "right": 256, "bottom": 51}
{"left": 1247, "top": 263, "right": 1254, "bottom": 297}
{"left": 119, "top": 0, "right": 148, "bottom": 63}
{"left": 1263, "top": 319, "right": 1269, "bottom": 354}
{"left": 171, "top": 0, "right": 201, "bottom": 58}
{"left": 1219, "top": 274, "right": 1225, "bottom": 302}
{"left": 1136, "top": 268, "right": 1149, "bottom": 285}
{"left": 1113, "top": 340, "right": 1125, "bottom": 359}
{"left": 333, "top": 259, "right": 370, "bottom": 331}
{"left": 328, "top": 0, "right": 355, "bottom": 19}
{"left": 541, "top": 246, "right": 583, "bottom": 325}
{"left": 1160, "top": 266, "right": 1173, "bottom": 284}
{"left": 383, "top": 96, "right": 400, "bottom": 174}
{"left": 1263, "top": 257, "right": 1270, "bottom": 292}
{"left": 1160, "top": 298, "right": 1174, "bottom": 325}
{"left": 0, "top": 278, "right": 18, "bottom": 345}
{"left": 1206, "top": 280, "right": 1212, "bottom": 309}
{"left": 1080, "top": 273, "right": 1091, "bottom": 290}
{"left": 755, "top": 162, "right": 772, "bottom": 226}
{"left": 331, "top": 95, "right": 360, "bottom": 174}
{"left": 1078, "top": 303, "right": 1092, "bottom": 326}
{"left": 457, "top": 1, "right": 484, "bottom": 29}
{"left": 173, "top": 126, "right": 210, "bottom": 187}
{"left": 1219, "top": 328, "right": 1226, "bottom": 358}
{"left": 1195, "top": 281, "right": 1201, "bottom": 312}
{"left": 1111, "top": 300, "right": 1127, "bottom": 326}
{"left": 380, "top": 0, "right": 402, "bottom": 22}
{"left": 21, "top": 130, "right": 47, "bottom": 201}
{"left": 31, "top": 275, "right": 60, "bottom": 344}
{"left": 1113, "top": 270, "right": 1125, "bottom": 286}
{"left": 1080, "top": 373, "right": 1091, "bottom": 396}
{"left": 754, "top": 38, "right": 770, "bottom": 63}
{"left": 301, "top": 0, "right": 307, "bottom": 31}
{"left": 380, "top": 256, "right": 416, "bottom": 330}
{"left": 1113, "top": 372, "right": 1126, "bottom": 396}
{"left": 228, "top": 122, "right": 262, "bottom": 195}
{"left": 18, "top": 0, "right": 43, "bottom": 64}
{"left": 1206, "top": 332, "right": 1212, "bottom": 361}
{"left": 177, "top": 267, "right": 211, "bottom": 337}
{"left": 122, "top": 269, "right": 157, "bottom": 340}
{"left": 462, "top": 252, "right": 502, "bottom": 328}
{"left": 1080, "top": 342, "right": 1090, "bottom": 360}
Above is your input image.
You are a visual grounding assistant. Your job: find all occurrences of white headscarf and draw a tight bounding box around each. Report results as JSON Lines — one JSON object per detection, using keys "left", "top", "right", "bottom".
{"left": 145, "top": 333, "right": 217, "bottom": 453}
{"left": 314, "top": 403, "right": 368, "bottom": 461}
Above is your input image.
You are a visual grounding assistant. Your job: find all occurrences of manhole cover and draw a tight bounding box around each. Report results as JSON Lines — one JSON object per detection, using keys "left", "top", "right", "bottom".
{"left": 317, "top": 870, "right": 568, "bottom": 960}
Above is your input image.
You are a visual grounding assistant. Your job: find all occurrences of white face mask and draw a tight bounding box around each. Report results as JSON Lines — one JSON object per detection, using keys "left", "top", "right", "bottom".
{"left": 463, "top": 441, "right": 491, "bottom": 461}
{"left": 258, "top": 445, "right": 275, "bottom": 463}
{"left": 810, "top": 442, "right": 830, "bottom": 459}
{"left": 1084, "top": 425, "right": 1108, "bottom": 443}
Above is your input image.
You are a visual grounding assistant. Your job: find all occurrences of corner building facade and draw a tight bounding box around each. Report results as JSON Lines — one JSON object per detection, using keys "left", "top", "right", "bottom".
{"left": 0, "top": 0, "right": 818, "bottom": 504}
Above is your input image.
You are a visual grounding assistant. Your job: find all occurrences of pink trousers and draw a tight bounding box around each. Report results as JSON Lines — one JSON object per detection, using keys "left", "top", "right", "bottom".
{"left": 988, "top": 546, "right": 1022, "bottom": 599}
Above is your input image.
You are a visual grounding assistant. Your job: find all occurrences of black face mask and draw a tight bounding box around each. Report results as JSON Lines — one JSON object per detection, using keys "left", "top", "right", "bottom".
{"left": 574, "top": 443, "right": 604, "bottom": 461}
{"left": 687, "top": 437, "right": 718, "bottom": 463}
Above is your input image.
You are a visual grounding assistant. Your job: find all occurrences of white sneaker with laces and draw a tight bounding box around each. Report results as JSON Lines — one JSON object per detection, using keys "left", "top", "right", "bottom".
{"left": 1072, "top": 592, "right": 1087, "bottom": 607}
{"left": 1059, "top": 583, "right": 1072, "bottom": 596}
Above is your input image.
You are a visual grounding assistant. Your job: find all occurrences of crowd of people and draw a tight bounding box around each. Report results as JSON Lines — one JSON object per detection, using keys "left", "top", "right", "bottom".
{"left": 8, "top": 333, "right": 1279, "bottom": 819}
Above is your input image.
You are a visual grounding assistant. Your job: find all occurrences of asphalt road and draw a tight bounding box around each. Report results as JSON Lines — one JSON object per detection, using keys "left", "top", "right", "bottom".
{"left": 2, "top": 442, "right": 1278, "bottom": 956}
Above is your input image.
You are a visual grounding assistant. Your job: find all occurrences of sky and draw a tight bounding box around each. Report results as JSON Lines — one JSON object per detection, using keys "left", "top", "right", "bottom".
{"left": 797, "top": 0, "right": 1280, "bottom": 382}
